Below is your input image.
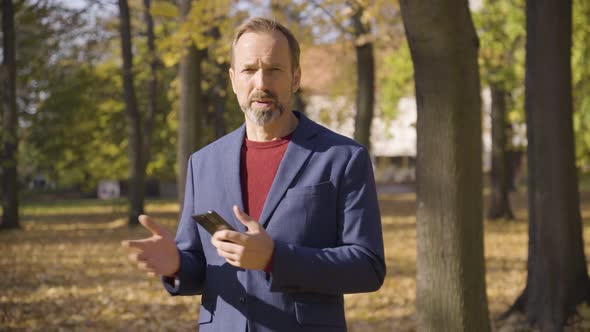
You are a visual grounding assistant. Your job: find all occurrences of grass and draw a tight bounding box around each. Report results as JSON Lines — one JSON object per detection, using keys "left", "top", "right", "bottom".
{"left": 1, "top": 190, "right": 590, "bottom": 331}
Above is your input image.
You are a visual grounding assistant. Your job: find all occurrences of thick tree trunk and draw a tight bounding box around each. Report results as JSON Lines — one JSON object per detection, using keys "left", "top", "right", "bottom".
{"left": 142, "top": 0, "right": 157, "bottom": 170}
{"left": 177, "top": 0, "right": 205, "bottom": 206}
{"left": 487, "top": 85, "right": 514, "bottom": 220}
{"left": 509, "top": 1, "right": 590, "bottom": 330}
{"left": 1, "top": 0, "right": 20, "bottom": 230}
{"left": 400, "top": 1, "right": 490, "bottom": 331}
{"left": 352, "top": 8, "right": 375, "bottom": 151}
{"left": 118, "top": 0, "right": 144, "bottom": 226}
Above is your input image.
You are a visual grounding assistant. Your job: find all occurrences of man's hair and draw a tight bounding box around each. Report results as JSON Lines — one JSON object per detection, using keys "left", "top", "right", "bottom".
{"left": 231, "top": 17, "right": 300, "bottom": 73}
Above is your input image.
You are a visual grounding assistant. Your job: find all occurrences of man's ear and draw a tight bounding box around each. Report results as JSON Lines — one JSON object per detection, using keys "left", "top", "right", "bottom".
{"left": 229, "top": 67, "right": 237, "bottom": 94}
{"left": 292, "top": 66, "right": 301, "bottom": 93}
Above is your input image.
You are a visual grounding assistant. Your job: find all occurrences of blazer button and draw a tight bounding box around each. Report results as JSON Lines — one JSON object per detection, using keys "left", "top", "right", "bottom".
{"left": 239, "top": 296, "right": 246, "bottom": 304}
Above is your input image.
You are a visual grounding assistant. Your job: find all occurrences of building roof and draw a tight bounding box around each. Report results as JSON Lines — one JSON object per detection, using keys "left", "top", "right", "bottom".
{"left": 299, "top": 42, "right": 354, "bottom": 95}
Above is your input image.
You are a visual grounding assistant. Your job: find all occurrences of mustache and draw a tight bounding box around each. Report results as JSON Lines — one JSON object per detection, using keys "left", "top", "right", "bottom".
{"left": 249, "top": 90, "right": 278, "bottom": 103}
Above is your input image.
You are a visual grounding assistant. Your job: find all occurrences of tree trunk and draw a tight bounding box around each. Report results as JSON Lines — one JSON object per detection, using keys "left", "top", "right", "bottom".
{"left": 177, "top": 0, "right": 205, "bottom": 206}
{"left": 487, "top": 85, "right": 514, "bottom": 220}
{"left": 351, "top": 7, "right": 375, "bottom": 152}
{"left": 1, "top": 0, "right": 20, "bottom": 230}
{"left": 142, "top": 0, "right": 158, "bottom": 171}
{"left": 207, "top": 25, "right": 227, "bottom": 140}
{"left": 400, "top": 1, "right": 490, "bottom": 331}
{"left": 508, "top": 1, "right": 590, "bottom": 330}
{"left": 213, "top": 60, "right": 228, "bottom": 139}
{"left": 293, "top": 89, "right": 306, "bottom": 115}
{"left": 118, "top": 0, "right": 144, "bottom": 226}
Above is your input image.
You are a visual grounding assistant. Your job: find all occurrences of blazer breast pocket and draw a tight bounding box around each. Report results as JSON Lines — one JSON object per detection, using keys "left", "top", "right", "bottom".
{"left": 285, "top": 181, "right": 334, "bottom": 197}
{"left": 280, "top": 181, "right": 338, "bottom": 246}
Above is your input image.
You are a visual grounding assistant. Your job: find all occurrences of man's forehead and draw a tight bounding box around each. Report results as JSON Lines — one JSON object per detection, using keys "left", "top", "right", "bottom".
{"left": 234, "top": 31, "right": 290, "bottom": 59}
{"left": 235, "top": 30, "right": 288, "bottom": 47}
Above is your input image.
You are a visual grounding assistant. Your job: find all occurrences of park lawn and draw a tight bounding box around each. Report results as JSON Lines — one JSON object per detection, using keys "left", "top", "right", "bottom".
{"left": 2, "top": 191, "right": 590, "bottom": 331}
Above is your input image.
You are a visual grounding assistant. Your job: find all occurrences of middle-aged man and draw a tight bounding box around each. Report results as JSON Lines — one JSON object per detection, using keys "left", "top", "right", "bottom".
{"left": 122, "top": 17, "right": 386, "bottom": 331}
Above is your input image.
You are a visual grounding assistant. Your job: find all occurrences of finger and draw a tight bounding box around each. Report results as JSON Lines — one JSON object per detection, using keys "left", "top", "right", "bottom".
{"left": 213, "top": 230, "right": 248, "bottom": 245}
{"left": 139, "top": 214, "right": 167, "bottom": 236}
{"left": 233, "top": 205, "right": 253, "bottom": 222}
{"left": 137, "top": 251, "right": 148, "bottom": 261}
{"left": 233, "top": 205, "right": 259, "bottom": 231}
{"left": 224, "top": 257, "right": 241, "bottom": 268}
{"left": 122, "top": 238, "right": 151, "bottom": 251}
{"left": 129, "top": 252, "right": 148, "bottom": 262}
{"left": 211, "top": 236, "right": 243, "bottom": 252}
{"left": 142, "top": 260, "right": 161, "bottom": 275}
{"left": 137, "top": 261, "right": 149, "bottom": 270}
{"left": 216, "top": 248, "right": 240, "bottom": 262}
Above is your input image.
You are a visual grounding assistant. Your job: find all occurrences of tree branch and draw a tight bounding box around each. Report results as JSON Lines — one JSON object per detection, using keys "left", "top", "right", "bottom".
{"left": 307, "top": 0, "right": 354, "bottom": 35}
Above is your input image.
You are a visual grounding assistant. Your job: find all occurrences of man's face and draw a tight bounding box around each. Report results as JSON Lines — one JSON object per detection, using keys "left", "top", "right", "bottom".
{"left": 229, "top": 31, "right": 301, "bottom": 127}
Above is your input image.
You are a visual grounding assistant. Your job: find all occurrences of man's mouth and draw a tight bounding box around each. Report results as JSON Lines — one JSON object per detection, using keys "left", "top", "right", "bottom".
{"left": 252, "top": 100, "right": 274, "bottom": 107}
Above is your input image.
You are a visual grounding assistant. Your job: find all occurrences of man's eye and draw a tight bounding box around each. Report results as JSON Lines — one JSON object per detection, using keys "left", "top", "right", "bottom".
{"left": 242, "top": 68, "right": 255, "bottom": 73}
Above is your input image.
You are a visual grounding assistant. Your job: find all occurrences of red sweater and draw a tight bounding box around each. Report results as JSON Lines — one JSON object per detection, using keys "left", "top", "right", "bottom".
{"left": 240, "top": 135, "right": 291, "bottom": 272}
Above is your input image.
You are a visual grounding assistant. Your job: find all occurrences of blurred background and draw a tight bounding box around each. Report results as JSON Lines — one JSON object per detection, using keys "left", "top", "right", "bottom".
{"left": 1, "top": 0, "right": 589, "bottom": 331}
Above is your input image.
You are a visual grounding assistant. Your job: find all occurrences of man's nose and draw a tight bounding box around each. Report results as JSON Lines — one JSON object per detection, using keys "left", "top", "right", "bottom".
{"left": 253, "top": 69, "right": 270, "bottom": 90}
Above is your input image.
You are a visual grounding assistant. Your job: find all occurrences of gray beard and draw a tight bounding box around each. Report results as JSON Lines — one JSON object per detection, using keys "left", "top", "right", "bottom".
{"left": 241, "top": 101, "right": 286, "bottom": 127}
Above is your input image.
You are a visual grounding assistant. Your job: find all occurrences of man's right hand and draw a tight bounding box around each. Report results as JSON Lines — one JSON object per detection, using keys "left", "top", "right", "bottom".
{"left": 122, "top": 215, "right": 180, "bottom": 277}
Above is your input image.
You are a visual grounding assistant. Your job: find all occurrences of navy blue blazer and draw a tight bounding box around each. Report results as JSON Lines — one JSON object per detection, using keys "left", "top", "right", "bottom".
{"left": 164, "top": 112, "right": 386, "bottom": 331}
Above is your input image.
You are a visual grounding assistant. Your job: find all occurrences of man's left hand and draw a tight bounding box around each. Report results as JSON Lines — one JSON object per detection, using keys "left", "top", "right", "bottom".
{"left": 211, "top": 205, "right": 274, "bottom": 270}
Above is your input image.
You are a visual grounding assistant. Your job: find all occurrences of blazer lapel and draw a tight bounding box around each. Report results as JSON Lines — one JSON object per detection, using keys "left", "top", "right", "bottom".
{"left": 258, "top": 112, "right": 319, "bottom": 228}
{"left": 222, "top": 124, "right": 247, "bottom": 231}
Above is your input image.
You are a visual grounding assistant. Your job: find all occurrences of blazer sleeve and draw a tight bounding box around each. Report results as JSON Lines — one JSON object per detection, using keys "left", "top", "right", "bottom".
{"left": 269, "top": 146, "right": 386, "bottom": 294}
{"left": 162, "top": 155, "right": 207, "bottom": 296}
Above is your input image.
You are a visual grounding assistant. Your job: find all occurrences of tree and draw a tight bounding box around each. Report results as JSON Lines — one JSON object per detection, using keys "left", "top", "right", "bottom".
{"left": 210, "top": 57, "right": 230, "bottom": 139}
{"left": 142, "top": 0, "right": 158, "bottom": 181}
{"left": 118, "top": 0, "right": 145, "bottom": 226}
{"left": 380, "top": 41, "right": 414, "bottom": 120}
{"left": 176, "top": 0, "right": 206, "bottom": 206}
{"left": 399, "top": 0, "right": 490, "bottom": 330}
{"left": 16, "top": 1, "right": 127, "bottom": 192}
{"left": 505, "top": 0, "right": 590, "bottom": 329}
{"left": 267, "top": 0, "right": 404, "bottom": 151}
{"left": 305, "top": 0, "right": 392, "bottom": 151}
{"left": 26, "top": 63, "right": 123, "bottom": 191}
{"left": 1, "top": 0, "right": 20, "bottom": 230}
{"left": 350, "top": 3, "right": 375, "bottom": 151}
{"left": 20, "top": 0, "right": 177, "bottom": 194}
{"left": 474, "top": 0, "right": 525, "bottom": 220}
{"left": 572, "top": 0, "right": 590, "bottom": 174}
{"left": 488, "top": 87, "right": 514, "bottom": 219}
{"left": 201, "top": 24, "right": 230, "bottom": 140}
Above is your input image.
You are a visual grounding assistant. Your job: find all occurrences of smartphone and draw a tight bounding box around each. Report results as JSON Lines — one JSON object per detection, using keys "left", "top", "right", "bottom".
{"left": 192, "top": 210, "right": 236, "bottom": 235}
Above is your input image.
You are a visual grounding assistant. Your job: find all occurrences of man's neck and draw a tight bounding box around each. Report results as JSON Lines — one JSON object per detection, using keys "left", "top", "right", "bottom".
{"left": 245, "top": 111, "right": 299, "bottom": 142}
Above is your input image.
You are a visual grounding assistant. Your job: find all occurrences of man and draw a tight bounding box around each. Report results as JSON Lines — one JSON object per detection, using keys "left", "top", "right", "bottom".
{"left": 122, "top": 17, "right": 386, "bottom": 331}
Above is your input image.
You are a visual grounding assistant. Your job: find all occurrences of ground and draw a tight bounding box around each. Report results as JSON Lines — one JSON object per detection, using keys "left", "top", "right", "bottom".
{"left": 1, "top": 189, "right": 590, "bottom": 331}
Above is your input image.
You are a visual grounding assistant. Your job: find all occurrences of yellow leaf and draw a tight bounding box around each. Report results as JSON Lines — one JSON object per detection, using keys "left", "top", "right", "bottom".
{"left": 151, "top": 1, "right": 179, "bottom": 18}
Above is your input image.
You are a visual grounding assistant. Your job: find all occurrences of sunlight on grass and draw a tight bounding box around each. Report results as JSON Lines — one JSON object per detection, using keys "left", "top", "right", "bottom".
{"left": 2, "top": 193, "right": 590, "bottom": 331}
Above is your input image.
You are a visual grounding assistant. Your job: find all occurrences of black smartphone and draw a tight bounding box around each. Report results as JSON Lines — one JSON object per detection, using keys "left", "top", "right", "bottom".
{"left": 192, "top": 210, "right": 236, "bottom": 235}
